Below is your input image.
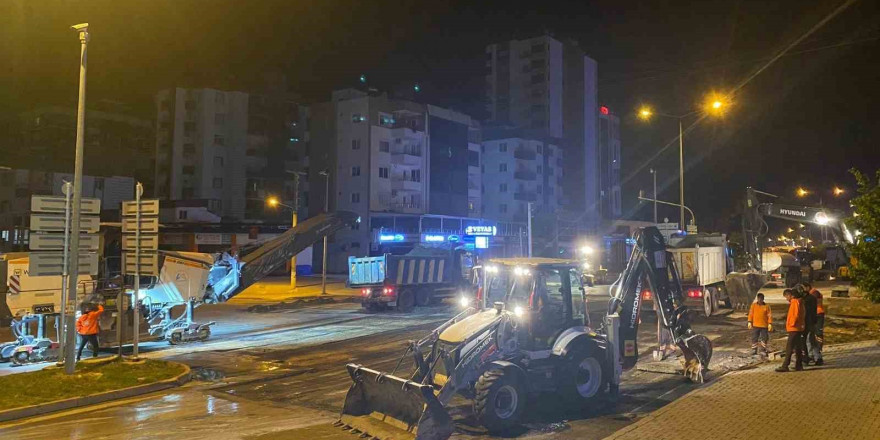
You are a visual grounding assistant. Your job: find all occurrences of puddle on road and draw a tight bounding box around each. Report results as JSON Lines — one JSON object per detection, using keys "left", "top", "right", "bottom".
{"left": 191, "top": 366, "right": 227, "bottom": 382}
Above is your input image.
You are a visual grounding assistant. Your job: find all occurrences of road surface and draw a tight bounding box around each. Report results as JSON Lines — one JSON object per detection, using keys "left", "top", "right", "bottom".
{"left": 1, "top": 282, "right": 758, "bottom": 440}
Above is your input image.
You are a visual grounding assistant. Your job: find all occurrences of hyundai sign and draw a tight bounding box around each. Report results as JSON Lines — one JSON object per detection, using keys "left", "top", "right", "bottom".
{"left": 465, "top": 225, "right": 497, "bottom": 236}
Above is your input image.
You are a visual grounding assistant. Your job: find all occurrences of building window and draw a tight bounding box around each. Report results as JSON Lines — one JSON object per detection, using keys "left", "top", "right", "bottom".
{"left": 184, "top": 122, "right": 195, "bottom": 136}
{"left": 499, "top": 142, "right": 508, "bottom": 152}
{"left": 215, "top": 93, "right": 225, "bottom": 104}
{"left": 351, "top": 166, "right": 361, "bottom": 177}
{"left": 410, "top": 169, "right": 421, "bottom": 182}
{"left": 395, "top": 138, "right": 402, "bottom": 144}
{"left": 499, "top": 183, "right": 507, "bottom": 192}
{"left": 182, "top": 166, "right": 195, "bottom": 175}
{"left": 213, "top": 178, "right": 223, "bottom": 189}
{"left": 379, "top": 141, "right": 390, "bottom": 152}
{"left": 214, "top": 135, "right": 225, "bottom": 146}
{"left": 379, "top": 167, "right": 389, "bottom": 178}
{"left": 499, "top": 163, "right": 507, "bottom": 172}
{"left": 537, "top": 165, "right": 542, "bottom": 173}
{"left": 178, "top": 210, "right": 188, "bottom": 220}
{"left": 183, "top": 143, "right": 195, "bottom": 154}
{"left": 184, "top": 100, "right": 195, "bottom": 110}
{"left": 537, "top": 185, "right": 542, "bottom": 194}
{"left": 468, "top": 150, "right": 479, "bottom": 167}
{"left": 215, "top": 113, "right": 225, "bottom": 125}
{"left": 352, "top": 139, "right": 361, "bottom": 150}
{"left": 352, "top": 114, "right": 365, "bottom": 123}
{"left": 468, "top": 201, "right": 475, "bottom": 211}
{"left": 537, "top": 145, "right": 543, "bottom": 154}
{"left": 351, "top": 193, "right": 361, "bottom": 203}
{"left": 499, "top": 204, "right": 508, "bottom": 213}
{"left": 351, "top": 241, "right": 361, "bottom": 248}
{"left": 214, "top": 156, "right": 224, "bottom": 167}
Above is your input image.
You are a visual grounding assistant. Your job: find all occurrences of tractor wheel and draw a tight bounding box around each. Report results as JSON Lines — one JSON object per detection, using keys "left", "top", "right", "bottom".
{"left": 474, "top": 368, "right": 526, "bottom": 434}
{"left": 415, "top": 288, "right": 432, "bottom": 307}
{"left": 563, "top": 349, "right": 606, "bottom": 404}
{"left": 396, "top": 289, "right": 415, "bottom": 312}
{"left": 13, "top": 351, "right": 29, "bottom": 365}
{"left": 169, "top": 331, "right": 183, "bottom": 345}
{"left": 703, "top": 287, "right": 715, "bottom": 317}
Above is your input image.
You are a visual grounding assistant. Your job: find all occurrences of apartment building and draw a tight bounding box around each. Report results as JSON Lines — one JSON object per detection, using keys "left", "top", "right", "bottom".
{"left": 154, "top": 87, "right": 309, "bottom": 222}
{"left": 598, "top": 107, "right": 622, "bottom": 219}
{"left": 485, "top": 34, "right": 609, "bottom": 226}
{"left": 480, "top": 127, "right": 563, "bottom": 222}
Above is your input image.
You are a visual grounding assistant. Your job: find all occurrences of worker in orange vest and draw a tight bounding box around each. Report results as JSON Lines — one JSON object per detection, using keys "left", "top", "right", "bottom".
{"left": 747, "top": 293, "right": 772, "bottom": 355}
{"left": 76, "top": 303, "right": 104, "bottom": 361}
{"left": 804, "top": 282, "right": 825, "bottom": 365}
{"left": 776, "top": 289, "right": 805, "bottom": 372}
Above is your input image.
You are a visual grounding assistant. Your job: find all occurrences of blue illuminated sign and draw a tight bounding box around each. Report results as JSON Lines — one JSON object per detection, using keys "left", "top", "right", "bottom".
{"left": 447, "top": 235, "right": 461, "bottom": 242}
{"left": 379, "top": 234, "right": 405, "bottom": 242}
{"left": 475, "top": 236, "right": 489, "bottom": 249}
{"left": 465, "top": 226, "right": 496, "bottom": 236}
{"left": 423, "top": 234, "right": 446, "bottom": 242}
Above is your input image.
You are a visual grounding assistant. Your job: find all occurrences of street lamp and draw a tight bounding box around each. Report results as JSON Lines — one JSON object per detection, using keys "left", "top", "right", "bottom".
{"left": 266, "top": 170, "right": 306, "bottom": 289}
{"left": 318, "top": 170, "right": 330, "bottom": 295}
{"left": 796, "top": 187, "right": 810, "bottom": 198}
{"left": 637, "top": 93, "right": 729, "bottom": 228}
{"left": 833, "top": 186, "right": 845, "bottom": 197}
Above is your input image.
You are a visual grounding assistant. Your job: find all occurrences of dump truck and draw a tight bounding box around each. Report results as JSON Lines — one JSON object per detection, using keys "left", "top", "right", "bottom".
{"left": 349, "top": 246, "right": 475, "bottom": 312}
{"left": 337, "top": 227, "right": 712, "bottom": 440}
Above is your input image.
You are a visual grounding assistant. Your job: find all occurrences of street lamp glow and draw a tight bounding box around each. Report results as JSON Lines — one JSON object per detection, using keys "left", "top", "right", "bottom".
{"left": 833, "top": 186, "right": 845, "bottom": 196}
{"left": 787, "top": 227, "right": 794, "bottom": 233}
{"left": 580, "top": 245, "right": 594, "bottom": 255}
{"left": 266, "top": 197, "right": 280, "bottom": 207}
{"left": 712, "top": 100, "right": 722, "bottom": 109}
{"left": 796, "top": 187, "right": 810, "bottom": 198}
{"left": 637, "top": 106, "right": 653, "bottom": 120}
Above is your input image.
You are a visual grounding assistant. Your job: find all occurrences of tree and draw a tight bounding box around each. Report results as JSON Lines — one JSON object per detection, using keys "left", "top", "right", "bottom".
{"left": 847, "top": 169, "right": 880, "bottom": 302}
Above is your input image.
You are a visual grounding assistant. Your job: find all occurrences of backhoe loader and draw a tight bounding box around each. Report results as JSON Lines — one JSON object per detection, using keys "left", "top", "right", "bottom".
{"left": 337, "top": 226, "right": 712, "bottom": 440}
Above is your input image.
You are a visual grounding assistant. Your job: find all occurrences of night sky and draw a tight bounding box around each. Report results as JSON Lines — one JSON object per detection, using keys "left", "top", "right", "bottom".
{"left": 3, "top": 0, "right": 879, "bottom": 233}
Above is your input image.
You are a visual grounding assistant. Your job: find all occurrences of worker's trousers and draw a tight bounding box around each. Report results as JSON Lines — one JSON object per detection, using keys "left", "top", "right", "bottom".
{"left": 750, "top": 327, "right": 769, "bottom": 354}
{"left": 77, "top": 334, "right": 99, "bottom": 360}
{"left": 809, "top": 314, "right": 825, "bottom": 361}
{"left": 781, "top": 331, "right": 804, "bottom": 369}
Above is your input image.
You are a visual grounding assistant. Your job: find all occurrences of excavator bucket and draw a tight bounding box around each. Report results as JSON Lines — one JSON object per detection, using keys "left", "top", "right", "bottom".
{"left": 725, "top": 272, "right": 767, "bottom": 310}
{"left": 338, "top": 364, "right": 454, "bottom": 440}
{"left": 679, "top": 334, "right": 713, "bottom": 383}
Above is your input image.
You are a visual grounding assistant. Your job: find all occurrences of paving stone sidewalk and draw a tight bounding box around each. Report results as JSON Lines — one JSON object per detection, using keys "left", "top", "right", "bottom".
{"left": 604, "top": 340, "right": 880, "bottom": 440}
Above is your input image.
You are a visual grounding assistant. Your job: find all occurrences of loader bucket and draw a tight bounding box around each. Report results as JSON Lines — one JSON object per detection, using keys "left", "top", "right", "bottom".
{"left": 678, "top": 334, "right": 713, "bottom": 383}
{"left": 339, "top": 364, "right": 454, "bottom": 440}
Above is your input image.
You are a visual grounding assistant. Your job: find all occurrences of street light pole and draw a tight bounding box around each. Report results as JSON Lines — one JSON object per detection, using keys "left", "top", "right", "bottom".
{"left": 64, "top": 23, "right": 89, "bottom": 375}
{"left": 320, "top": 170, "right": 330, "bottom": 295}
{"left": 290, "top": 173, "right": 300, "bottom": 289}
{"left": 650, "top": 169, "right": 658, "bottom": 223}
{"left": 678, "top": 119, "right": 685, "bottom": 229}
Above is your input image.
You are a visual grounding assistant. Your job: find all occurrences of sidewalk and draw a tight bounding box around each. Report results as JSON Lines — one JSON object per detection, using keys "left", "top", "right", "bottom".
{"left": 229, "top": 274, "right": 360, "bottom": 305}
{"left": 604, "top": 340, "right": 880, "bottom": 440}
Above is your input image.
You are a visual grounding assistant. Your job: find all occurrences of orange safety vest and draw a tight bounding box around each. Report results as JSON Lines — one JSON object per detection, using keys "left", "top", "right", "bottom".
{"left": 748, "top": 302, "right": 772, "bottom": 328}
{"left": 786, "top": 299, "right": 805, "bottom": 332}
{"left": 811, "top": 289, "right": 825, "bottom": 315}
{"left": 76, "top": 305, "right": 104, "bottom": 335}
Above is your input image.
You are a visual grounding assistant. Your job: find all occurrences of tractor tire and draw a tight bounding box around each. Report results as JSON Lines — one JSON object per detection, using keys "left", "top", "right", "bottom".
{"left": 396, "top": 289, "right": 415, "bottom": 312}
{"left": 474, "top": 368, "right": 526, "bottom": 434}
{"left": 703, "top": 287, "right": 715, "bottom": 317}
{"left": 563, "top": 350, "right": 606, "bottom": 404}
{"left": 415, "top": 288, "right": 432, "bottom": 307}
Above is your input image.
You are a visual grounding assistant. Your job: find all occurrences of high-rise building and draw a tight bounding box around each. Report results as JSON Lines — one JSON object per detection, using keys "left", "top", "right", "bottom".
{"left": 309, "top": 89, "right": 483, "bottom": 271}
{"left": 154, "top": 87, "right": 309, "bottom": 221}
{"left": 485, "top": 34, "right": 611, "bottom": 227}
{"left": 598, "top": 107, "right": 622, "bottom": 219}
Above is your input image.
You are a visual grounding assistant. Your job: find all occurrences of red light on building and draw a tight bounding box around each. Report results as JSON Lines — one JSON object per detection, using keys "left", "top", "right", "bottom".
{"left": 600, "top": 106, "right": 610, "bottom": 115}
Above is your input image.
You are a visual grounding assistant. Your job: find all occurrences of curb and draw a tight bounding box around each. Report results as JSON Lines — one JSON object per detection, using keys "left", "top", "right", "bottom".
{"left": 0, "top": 362, "right": 191, "bottom": 423}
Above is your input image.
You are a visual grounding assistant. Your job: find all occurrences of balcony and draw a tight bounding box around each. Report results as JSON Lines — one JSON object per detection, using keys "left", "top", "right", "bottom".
{"left": 389, "top": 201, "right": 423, "bottom": 213}
{"left": 391, "top": 150, "right": 422, "bottom": 167}
{"left": 514, "top": 170, "right": 536, "bottom": 181}
{"left": 514, "top": 192, "right": 537, "bottom": 202}
{"left": 392, "top": 178, "right": 421, "bottom": 192}
{"left": 513, "top": 148, "right": 536, "bottom": 160}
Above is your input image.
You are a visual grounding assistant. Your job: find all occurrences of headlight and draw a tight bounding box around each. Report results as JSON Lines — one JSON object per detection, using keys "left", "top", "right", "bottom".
{"left": 583, "top": 262, "right": 591, "bottom": 270}
{"left": 513, "top": 305, "right": 524, "bottom": 317}
{"left": 459, "top": 296, "right": 471, "bottom": 308}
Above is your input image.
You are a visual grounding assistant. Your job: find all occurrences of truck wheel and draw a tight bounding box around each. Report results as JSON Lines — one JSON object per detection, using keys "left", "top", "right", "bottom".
{"left": 396, "top": 289, "right": 415, "bottom": 312}
{"left": 563, "top": 350, "right": 605, "bottom": 404}
{"left": 415, "top": 289, "right": 431, "bottom": 307}
{"left": 474, "top": 368, "right": 526, "bottom": 434}
{"left": 703, "top": 287, "right": 715, "bottom": 317}
{"left": 13, "top": 351, "right": 29, "bottom": 365}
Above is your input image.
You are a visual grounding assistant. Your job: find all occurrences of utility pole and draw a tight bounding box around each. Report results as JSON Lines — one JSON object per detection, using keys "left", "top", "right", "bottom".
{"left": 56, "top": 181, "right": 72, "bottom": 366}
{"left": 290, "top": 173, "right": 300, "bottom": 289}
{"left": 650, "top": 169, "right": 658, "bottom": 223}
{"left": 527, "top": 202, "right": 533, "bottom": 257}
{"left": 64, "top": 23, "right": 89, "bottom": 375}
{"left": 132, "top": 182, "right": 143, "bottom": 359}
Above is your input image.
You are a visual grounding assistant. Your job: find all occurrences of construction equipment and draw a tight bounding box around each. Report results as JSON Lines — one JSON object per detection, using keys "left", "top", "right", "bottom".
{"left": 338, "top": 226, "right": 712, "bottom": 440}
{"left": 135, "top": 211, "right": 358, "bottom": 344}
{"left": 349, "top": 246, "right": 476, "bottom": 312}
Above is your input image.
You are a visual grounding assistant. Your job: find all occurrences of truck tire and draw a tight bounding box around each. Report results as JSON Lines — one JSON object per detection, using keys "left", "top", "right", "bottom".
{"left": 396, "top": 289, "right": 415, "bottom": 312}
{"left": 563, "top": 349, "right": 606, "bottom": 404}
{"left": 474, "top": 368, "right": 526, "bottom": 434}
{"left": 415, "top": 288, "right": 431, "bottom": 307}
{"left": 703, "top": 287, "right": 715, "bottom": 317}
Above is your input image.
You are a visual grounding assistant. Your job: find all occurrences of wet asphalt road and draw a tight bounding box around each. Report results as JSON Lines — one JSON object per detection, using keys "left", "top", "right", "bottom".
{"left": 0, "top": 288, "right": 757, "bottom": 440}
